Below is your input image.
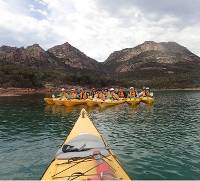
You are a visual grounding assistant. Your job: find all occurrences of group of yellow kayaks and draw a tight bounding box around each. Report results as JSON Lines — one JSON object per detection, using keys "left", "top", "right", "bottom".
{"left": 44, "top": 96, "right": 154, "bottom": 109}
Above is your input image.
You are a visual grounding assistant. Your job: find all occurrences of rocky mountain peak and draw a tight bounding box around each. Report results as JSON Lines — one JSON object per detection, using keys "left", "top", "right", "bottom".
{"left": 48, "top": 42, "right": 99, "bottom": 70}
{"left": 0, "top": 45, "right": 17, "bottom": 52}
{"left": 104, "top": 41, "right": 200, "bottom": 73}
{"left": 26, "top": 43, "right": 43, "bottom": 50}
{"left": 0, "top": 44, "right": 50, "bottom": 66}
{"left": 105, "top": 41, "right": 196, "bottom": 65}
{"left": 25, "top": 44, "right": 47, "bottom": 58}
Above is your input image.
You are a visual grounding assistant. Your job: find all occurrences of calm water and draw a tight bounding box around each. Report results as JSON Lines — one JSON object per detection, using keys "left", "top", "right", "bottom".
{"left": 0, "top": 91, "right": 200, "bottom": 180}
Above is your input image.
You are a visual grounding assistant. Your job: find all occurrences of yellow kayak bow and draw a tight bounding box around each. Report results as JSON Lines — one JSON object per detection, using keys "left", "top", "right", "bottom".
{"left": 44, "top": 98, "right": 54, "bottom": 105}
{"left": 41, "top": 108, "right": 130, "bottom": 180}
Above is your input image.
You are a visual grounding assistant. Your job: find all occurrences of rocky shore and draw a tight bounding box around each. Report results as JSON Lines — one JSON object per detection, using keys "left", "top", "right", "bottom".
{"left": 0, "top": 88, "right": 55, "bottom": 97}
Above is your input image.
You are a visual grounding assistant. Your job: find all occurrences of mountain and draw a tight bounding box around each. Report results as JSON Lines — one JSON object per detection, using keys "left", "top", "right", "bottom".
{"left": 105, "top": 41, "right": 200, "bottom": 72}
{"left": 0, "top": 41, "right": 199, "bottom": 88}
{"left": 0, "top": 44, "right": 55, "bottom": 68}
{"left": 0, "top": 42, "right": 112, "bottom": 88}
{"left": 0, "top": 43, "right": 100, "bottom": 70}
{"left": 47, "top": 42, "right": 100, "bottom": 70}
{"left": 104, "top": 41, "right": 200, "bottom": 88}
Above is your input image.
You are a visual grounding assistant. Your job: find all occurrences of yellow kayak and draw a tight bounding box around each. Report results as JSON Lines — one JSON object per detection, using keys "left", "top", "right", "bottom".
{"left": 141, "top": 97, "right": 154, "bottom": 104}
{"left": 86, "top": 99, "right": 98, "bottom": 107}
{"left": 126, "top": 97, "right": 141, "bottom": 106}
{"left": 44, "top": 98, "right": 54, "bottom": 105}
{"left": 53, "top": 98, "right": 65, "bottom": 106}
{"left": 63, "top": 99, "right": 86, "bottom": 107}
{"left": 97, "top": 99, "right": 125, "bottom": 109}
{"left": 41, "top": 109, "right": 130, "bottom": 180}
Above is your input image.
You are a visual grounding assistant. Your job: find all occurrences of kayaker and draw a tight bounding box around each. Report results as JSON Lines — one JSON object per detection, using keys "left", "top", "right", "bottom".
{"left": 104, "top": 88, "right": 109, "bottom": 99}
{"left": 66, "top": 90, "right": 72, "bottom": 99}
{"left": 71, "top": 88, "right": 78, "bottom": 99}
{"left": 145, "top": 87, "right": 153, "bottom": 97}
{"left": 94, "top": 91, "right": 99, "bottom": 99}
{"left": 99, "top": 90, "right": 106, "bottom": 101}
{"left": 118, "top": 88, "right": 125, "bottom": 98}
{"left": 86, "top": 92, "right": 90, "bottom": 99}
{"left": 139, "top": 87, "right": 146, "bottom": 97}
{"left": 79, "top": 88, "right": 84, "bottom": 99}
{"left": 128, "top": 87, "right": 138, "bottom": 98}
{"left": 58, "top": 88, "right": 67, "bottom": 99}
{"left": 106, "top": 90, "right": 113, "bottom": 100}
{"left": 90, "top": 88, "right": 96, "bottom": 98}
{"left": 79, "top": 88, "right": 88, "bottom": 99}
{"left": 110, "top": 88, "right": 119, "bottom": 100}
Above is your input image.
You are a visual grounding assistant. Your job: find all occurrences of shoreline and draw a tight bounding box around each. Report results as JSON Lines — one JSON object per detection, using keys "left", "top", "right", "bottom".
{"left": 152, "top": 88, "right": 200, "bottom": 91}
{"left": 0, "top": 87, "right": 56, "bottom": 97}
{"left": 0, "top": 87, "right": 200, "bottom": 97}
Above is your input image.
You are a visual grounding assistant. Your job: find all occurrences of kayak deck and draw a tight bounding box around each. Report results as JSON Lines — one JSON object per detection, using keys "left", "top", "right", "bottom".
{"left": 126, "top": 97, "right": 141, "bottom": 106}
{"left": 141, "top": 97, "right": 154, "bottom": 104}
{"left": 41, "top": 109, "right": 130, "bottom": 180}
{"left": 63, "top": 99, "right": 86, "bottom": 107}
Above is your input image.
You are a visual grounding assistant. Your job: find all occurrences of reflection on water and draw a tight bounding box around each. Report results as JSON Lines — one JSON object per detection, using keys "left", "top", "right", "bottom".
{"left": 45, "top": 105, "right": 74, "bottom": 116}
{"left": 0, "top": 91, "right": 200, "bottom": 180}
{"left": 44, "top": 104, "right": 101, "bottom": 115}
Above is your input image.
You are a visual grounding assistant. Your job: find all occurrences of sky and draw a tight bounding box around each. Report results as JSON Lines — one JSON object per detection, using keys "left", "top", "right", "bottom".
{"left": 0, "top": 0, "right": 200, "bottom": 61}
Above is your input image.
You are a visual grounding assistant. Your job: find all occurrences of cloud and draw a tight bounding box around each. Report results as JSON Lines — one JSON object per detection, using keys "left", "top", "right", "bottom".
{"left": 0, "top": 0, "right": 200, "bottom": 61}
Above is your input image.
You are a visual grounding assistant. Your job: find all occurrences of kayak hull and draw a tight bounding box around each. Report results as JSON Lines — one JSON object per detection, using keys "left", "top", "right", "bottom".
{"left": 44, "top": 98, "right": 54, "bottom": 105}
{"left": 86, "top": 99, "right": 98, "bottom": 107}
{"left": 63, "top": 99, "right": 86, "bottom": 107}
{"left": 126, "top": 97, "right": 141, "bottom": 106}
{"left": 41, "top": 109, "right": 131, "bottom": 180}
{"left": 53, "top": 98, "right": 64, "bottom": 106}
{"left": 141, "top": 97, "right": 154, "bottom": 104}
{"left": 97, "top": 100, "right": 125, "bottom": 109}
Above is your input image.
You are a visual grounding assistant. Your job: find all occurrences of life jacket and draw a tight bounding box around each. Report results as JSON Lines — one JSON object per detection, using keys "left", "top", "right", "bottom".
{"left": 142, "top": 91, "right": 147, "bottom": 97}
{"left": 61, "top": 92, "right": 67, "bottom": 99}
{"left": 98, "top": 92, "right": 105, "bottom": 100}
{"left": 82, "top": 92, "right": 88, "bottom": 99}
{"left": 90, "top": 91, "right": 95, "bottom": 98}
{"left": 107, "top": 92, "right": 112, "bottom": 100}
{"left": 79, "top": 91, "right": 84, "bottom": 99}
{"left": 71, "top": 93, "right": 77, "bottom": 99}
{"left": 112, "top": 93, "right": 119, "bottom": 100}
{"left": 94, "top": 94, "right": 98, "bottom": 99}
